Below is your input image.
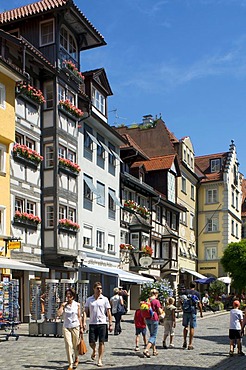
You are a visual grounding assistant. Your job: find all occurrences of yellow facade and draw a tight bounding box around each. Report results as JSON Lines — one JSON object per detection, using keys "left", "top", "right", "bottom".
{"left": 0, "top": 68, "right": 19, "bottom": 256}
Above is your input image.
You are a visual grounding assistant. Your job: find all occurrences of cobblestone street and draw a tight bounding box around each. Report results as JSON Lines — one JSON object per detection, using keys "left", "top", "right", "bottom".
{"left": 0, "top": 311, "right": 245, "bottom": 370}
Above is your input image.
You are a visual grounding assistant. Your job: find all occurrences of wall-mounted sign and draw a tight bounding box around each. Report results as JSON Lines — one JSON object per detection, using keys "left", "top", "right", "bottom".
{"left": 8, "top": 241, "right": 21, "bottom": 250}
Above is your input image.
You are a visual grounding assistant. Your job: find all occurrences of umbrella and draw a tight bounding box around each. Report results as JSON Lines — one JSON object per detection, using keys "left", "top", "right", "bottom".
{"left": 194, "top": 277, "right": 216, "bottom": 284}
{"left": 217, "top": 276, "right": 231, "bottom": 284}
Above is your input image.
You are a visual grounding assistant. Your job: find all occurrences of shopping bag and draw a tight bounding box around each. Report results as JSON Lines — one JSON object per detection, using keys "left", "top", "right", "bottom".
{"left": 78, "top": 337, "right": 87, "bottom": 355}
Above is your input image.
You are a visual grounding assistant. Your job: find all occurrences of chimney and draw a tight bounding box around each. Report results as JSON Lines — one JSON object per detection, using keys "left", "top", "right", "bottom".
{"left": 142, "top": 114, "right": 153, "bottom": 125}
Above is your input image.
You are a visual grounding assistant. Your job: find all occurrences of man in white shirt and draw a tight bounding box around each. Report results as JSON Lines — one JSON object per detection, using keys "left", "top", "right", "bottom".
{"left": 84, "top": 282, "right": 113, "bottom": 367}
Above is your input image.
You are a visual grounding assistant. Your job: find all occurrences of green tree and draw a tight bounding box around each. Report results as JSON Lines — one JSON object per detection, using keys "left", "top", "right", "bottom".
{"left": 221, "top": 240, "right": 246, "bottom": 292}
{"left": 209, "top": 280, "right": 226, "bottom": 299}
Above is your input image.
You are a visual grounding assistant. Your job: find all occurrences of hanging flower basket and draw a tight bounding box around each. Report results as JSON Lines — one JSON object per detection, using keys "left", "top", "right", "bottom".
{"left": 59, "top": 100, "right": 84, "bottom": 119}
{"left": 124, "top": 200, "right": 150, "bottom": 217}
{"left": 141, "top": 245, "right": 153, "bottom": 256}
{"left": 62, "top": 60, "right": 85, "bottom": 83}
{"left": 58, "top": 219, "right": 80, "bottom": 231}
{"left": 120, "top": 243, "right": 135, "bottom": 252}
{"left": 14, "top": 211, "right": 41, "bottom": 225}
{"left": 13, "top": 144, "right": 43, "bottom": 166}
{"left": 16, "top": 82, "right": 45, "bottom": 104}
{"left": 58, "top": 157, "right": 81, "bottom": 174}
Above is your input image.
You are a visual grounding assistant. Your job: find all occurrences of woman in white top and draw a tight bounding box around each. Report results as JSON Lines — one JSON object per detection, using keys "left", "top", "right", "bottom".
{"left": 57, "top": 288, "right": 83, "bottom": 370}
{"left": 110, "top": 287, "right": 124, "bottom": 335}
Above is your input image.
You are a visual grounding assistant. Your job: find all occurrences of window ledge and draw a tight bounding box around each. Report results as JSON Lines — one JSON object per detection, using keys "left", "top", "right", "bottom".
{"left": 96, "top": 248, "right": 105, "bottom": 252}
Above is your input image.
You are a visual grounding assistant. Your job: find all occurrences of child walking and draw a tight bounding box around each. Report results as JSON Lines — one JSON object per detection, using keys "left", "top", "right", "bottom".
{"left": 229, "top": 300, "right": 244, "bottom": 356}
{"left": 162, "top": 297, "right": 176, "bottom": 349}
{"left": 134, "top": 308, "right": 147, "bottom": 351}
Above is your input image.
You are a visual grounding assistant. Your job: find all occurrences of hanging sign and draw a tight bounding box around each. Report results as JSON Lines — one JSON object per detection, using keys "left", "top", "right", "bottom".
{"left": 8, "top": 241, "right": 21, "bottom": 250}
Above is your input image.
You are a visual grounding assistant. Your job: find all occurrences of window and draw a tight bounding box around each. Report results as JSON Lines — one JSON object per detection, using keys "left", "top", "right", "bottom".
{"left": 181, "top": 176, "right": 186, "bottom": 193}
{"left": 84, "top": 175, "right": 93, "bottom": 201}
{"left": 236, "top": 193, "right": 239, "bottom": 210}
{"left": 96, "top": 230, "right": 105, "bottom": 250}
{"left": 40, "top": 19, "right": 54, "bottom": 46}
{"left": 60, "top": 26, "right": 77, "bottom": 60}
{"left": 180, "top": 211, "right": 186, "bottom": 225}
{"left": 236, "top": 223, "right": 238, "bottom": 238}
{"left": 26, "top": 201, "right": 35, "bottom": 214}
{"left": 67, "top": 91, "right": 75, "bottom": 105}
{"left": 0, "top": 206, "right": 6, "bottom": 235}
{"left": 97, "top": 182, "right": 105, "bottom": 206}
{"left": 44, "top": 82, "right": 53, "bottom": 109}
{"left": 108, "top": 142, "right": 116, "bottom": 166}
{"left": 59, "top": 205, "right": 66, "bottom": 220}
{"left": 183, "top": 147, "right": 186, "bottom": 162}
{"left": 232, "top": 190, "right": 235, "bottom": 207}
{"left": 15, "top": 198, "right": 24, "bottom": 213}
{"left": 172, "top": 213, "right": 177, "bottom": 230}
{"left": 0, "top": 83, "right": 6, "bottom": 109}
{"left": 97, "top": 134, "right": 105, "bottom": 168}
{"left": 58, "top": 85, "right": 66, "bottom": 102}
{"left": 0, "top": 144, "right": 6, "bottom": 173}
{"left": 26, "top": 138, "right": 35, "bottom": 150}
{"left": 211, "top": 159, "right": 221, "bottom": 172}
{"left": 58, "top": 145, "right": 66, "bottom": 159}
{"left": 190, "top": 155, "right": 194, "bottom": 169}
{"left": 162, "top": 241, "right": 169, "bottom": 259}
{"left": 231, "top": 220, "right": 235, "bottom": 236}
{"left": 15, "top": 134, "right": 23, "bottom": 144}
{"left": 167, "top": 172, "right": 175, "bottom": 203}
{"left": 156, "top": 206, "right": 161, "bottom": 222}
{"left": 108, "top": 235, "right": 115, "bottom": 253}
{"left": 131, "top": 233, "right": 139, "bottom": 249}
{"left": 92, "top": 87, "right": 105, "bottom": 115}
{"left": 108, "top": 188, "right": 116, "bottom": 220}
{"left": 68, "top": 208, "right": 75, "bottom": 222}
{"left": 67, "top": 150, "right": 75, "bottom": 163}
{"left": 206, "top": 189, "right": 217, "bottom": 204}
{"left": 45, "top": 144, "right": 54, "bottom": 168}
{"left": 205, "top": 246, "right": 217, "bottom": 260}
{"left": 83, "top": 225, "right": 92, "bottom": 246}
{"left": 191, "top": 184, "right": 195, "bottom": 200}
{"left": 45, "top": 204, "right": 54, "bottom": 228}
{"left": 190, "top": 213, "right": 194, "bottom": 229}
{"left": 206, "top": 217, "right": 218, "bottom": 232}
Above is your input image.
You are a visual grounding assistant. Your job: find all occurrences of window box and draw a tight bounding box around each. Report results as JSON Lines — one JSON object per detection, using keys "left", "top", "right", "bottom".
{"left": 13, "top": 144, "right": 43, "bottom": 169}
{"left": 124, "top": 200, "right": 150, "bottom": 218}
{"left": 59, "top": 100, "right": 84, "bottom": 121}
{"left": 58, "top": 219, "right": 80, "bottom": 235}
{"left": 13, "top": 211, "right": 41, "bottom": 229}
{"left": 58, "top": 158, "right": 80, "bottom": 177}
{"left": 62, "top": 60, "right": 85, "bottom": 84}
{"left": 16, "top": 82, "right": 45, "bottom": 105}
{"left": 120, "top": 244, "right": 135, "bottom": 252}
{"left": 58, "top": 225, "right": 78, "bottom": 235}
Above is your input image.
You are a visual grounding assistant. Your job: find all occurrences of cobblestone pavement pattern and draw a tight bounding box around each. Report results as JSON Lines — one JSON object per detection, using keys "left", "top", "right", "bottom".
{"left": 0, "top": 311, "right": 245, "bottom": 370}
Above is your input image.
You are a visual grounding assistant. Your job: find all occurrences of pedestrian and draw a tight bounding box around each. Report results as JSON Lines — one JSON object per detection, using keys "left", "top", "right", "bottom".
{"left": 110, "top": 287, "right": 124, "bottom": 335}
{"left": 181, "top": 281, "right": 203, "bottom": 350}
{"left": 143, "top": 288, "right": 163, "bottom": 358}
{"left": 162, "top": 297, "right": 176, "bottom": 349}
{"left": 202, "top": 293, "right": 216, "bottom": 313}
{"left": 229, "top": 300, "right": 244, "bottom": 356}
{"left": 57, "top": 288, "right": 83, "bottom": 370}
{"left": 84, "top": 281, "right": 113, "bottom": 367}
{"left": 134, "top": 307, "right": 147, "bottom": 351}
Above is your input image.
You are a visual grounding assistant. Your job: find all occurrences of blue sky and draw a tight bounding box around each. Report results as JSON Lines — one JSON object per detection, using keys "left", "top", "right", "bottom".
{"left": 2, "top": 0, "right": 246, "bottom": 174}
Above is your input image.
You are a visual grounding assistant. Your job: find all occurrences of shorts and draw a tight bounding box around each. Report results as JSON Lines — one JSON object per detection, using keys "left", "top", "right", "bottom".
{"left": 229, "top": 329, "right": 241, "bottom": 340}
{"left": 135, "top": 327, "right": 147, "bottom": 336}
{"left": 164, "top": 320, "right": 175, "bottom": 336}
{"left": 89, "top": 324, "right": 108, "bottom": 343}
{"left": 182, "top": 312, "right": 197, "bottom": 329}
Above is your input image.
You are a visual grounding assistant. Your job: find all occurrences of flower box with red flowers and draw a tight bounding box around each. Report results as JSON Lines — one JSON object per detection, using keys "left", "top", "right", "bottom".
{"left": 16, "top": 82, "right": 45, "bottom": 105}
{"left": 58, "top": 219, "right": 80, "bottom": 234}
{"left": 141, "top": 245, "right": 153, "bottom": 256}
{"left": 62, "top": 60, "right": 85, "bottom": 83}
{"left": 58, "top": 157, "right": 81, "bottom": 177}
{"left": 59, "top": 100, "right": 84, "bottom": 120}
{"left": 13, "top": 144, "right": 43, "bottom": 168}
{"left": 14, "top": 211, "right": 41, "bottom": 228}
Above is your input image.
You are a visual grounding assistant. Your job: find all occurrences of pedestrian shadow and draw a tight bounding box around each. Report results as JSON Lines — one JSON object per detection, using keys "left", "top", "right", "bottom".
{"left": 195, "top": 334, "right": 228, "bottom": 345}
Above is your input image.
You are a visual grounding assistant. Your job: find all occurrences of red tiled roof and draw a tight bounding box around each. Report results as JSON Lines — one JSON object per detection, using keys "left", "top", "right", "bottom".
{"left": 131, "top": 155, "right": 175, "bottom": 172}
{"left": 195, "top": 152, "right": 227, "bottom": 183}
{"left": 120, "top": 133, "right": 149, "bottom": 159}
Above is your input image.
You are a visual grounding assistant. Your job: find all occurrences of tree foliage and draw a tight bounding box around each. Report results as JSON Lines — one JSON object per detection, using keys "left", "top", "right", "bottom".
{"left": 209, "top": 280, "right": 226, "bottom": 298}
{"left": 221, "top": 240, "right": 246, "bottom": 292}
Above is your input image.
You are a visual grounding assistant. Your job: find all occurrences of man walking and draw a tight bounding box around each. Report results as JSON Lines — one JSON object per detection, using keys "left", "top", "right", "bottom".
{"left": 181, "top": 281, "right": 203, "bottom": 350}
{"left": 84, "top": 282, "right": 113, "bottom": 367}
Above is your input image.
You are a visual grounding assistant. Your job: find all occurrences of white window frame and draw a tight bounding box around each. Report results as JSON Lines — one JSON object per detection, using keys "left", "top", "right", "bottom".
{"left": 26, "top": 201, "right": 35, "bottom": 214}
{"left": 83, "top": 225, "right": 92, "bottom": 246}
{"left": 96, "top": 230, "right": 105, "bottom": 250}
{"left": 211, "top": 159, "right": 221, "bottom": 172}
{"left": 97, "top": 182, "right": 105, "bottom": 206}
{"left": 45, "top": 204, "right": 54, "bottom": 228}
{"left": 190, "top": 213, "right": 194, "bottom": 230}
{"left": 68, "top": 208, "right": 75, "bottom": 222}
{"left": 60, "top": 25, "right": 78, "bottom": 61}
{"left": 207, "top": 189, "right": 217, "bottom": 204}
{"left": 131, "top": 233, "right": 139, "bottom": 249}
{"left": 0, "top": 144, "right": 6, "bottom": 174}
{"left": 181, "top": 176, "right": 186, "bottom": 193}
{"left": 45, "top": 144, "right": 54, "bottom": 168}
{"left": 207, "top": 217, "right": 218, "bottom": 232}
{"left": 191, "top": 184, "right": 195, "bottom": 200}
{"left": 108, "top": 234, "right": 115, "bottom": 253}
{"left": 44, "top": 81, "right": 53, "bottom": 109}
{"left": 59, "top": 205, "right": 66, "bottom": 220}
{"left": 92, "top": 86, "right": 105, "bottom": 115}
{"left": 40, "top": 19, "right": 55, "bottom": 46}
{"left": 0, "top": 83, "right": 6, "bottom": 109}
{"left": 15, "top": 198, "right": 24, "bottom": 213}
{"left": 205, "top": 246, "right": 217, "bottom": 260}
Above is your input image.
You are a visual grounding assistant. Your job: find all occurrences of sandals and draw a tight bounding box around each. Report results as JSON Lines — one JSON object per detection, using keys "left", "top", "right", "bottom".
{"left": 135, "top": 346, "right": 140, "bottom": 351}
{"left": 188, "top": 345, "right": 194, "bottom": 350}
{"left": 143, "top": 350, "right": 151, "bottom": 358}
{"left": 73, "top": 359, "right": 79, "bottom": 368}
{"left": 91, "top": 353, "right": 96, "bottom": 361}
{"left": 153, "top": 351, "right": 158, "bottom": 356}
{"left": 182, "top": 342, "right": 187, "bottom": 349}
{"left": 229, "top": 351, "right": 234, "bottom": 357}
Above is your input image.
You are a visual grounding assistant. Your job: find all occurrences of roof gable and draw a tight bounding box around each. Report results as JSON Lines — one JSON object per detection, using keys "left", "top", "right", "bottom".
{"left": 83, "top": 68, "right": 113, "bottom": 96}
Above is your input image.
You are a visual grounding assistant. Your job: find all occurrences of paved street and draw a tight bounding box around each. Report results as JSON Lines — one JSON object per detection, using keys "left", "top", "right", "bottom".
{"left": 0, "top": 311, "right": 245, "bottom": 370}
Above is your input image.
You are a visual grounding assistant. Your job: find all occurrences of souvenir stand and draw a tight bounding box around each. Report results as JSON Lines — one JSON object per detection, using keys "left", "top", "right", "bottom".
{"left": 29, "top": 280, "right": 42, "bottom": 336}
{"left": 0, "top": 279, "right": 20, "bottom": 340}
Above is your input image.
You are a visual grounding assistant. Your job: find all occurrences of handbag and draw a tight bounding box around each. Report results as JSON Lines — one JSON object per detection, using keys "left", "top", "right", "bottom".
{"left": 117, "top": 302, "right": 126, "bottom": 315}
{"left": 78, "top": 336, "right": 87, "bottom": 355}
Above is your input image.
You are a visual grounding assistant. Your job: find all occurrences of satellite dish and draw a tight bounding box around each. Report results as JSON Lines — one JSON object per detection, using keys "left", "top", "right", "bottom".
{"left": 139, "top": 256, "right": 153, "bottom": 267}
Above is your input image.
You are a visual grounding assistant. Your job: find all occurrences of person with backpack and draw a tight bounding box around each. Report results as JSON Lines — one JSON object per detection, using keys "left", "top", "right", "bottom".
{"left": 181, "top": 281, "right": 203, "bottom": 350}
{"left": 142, "top": 289, "right": 163, "bottom": 358}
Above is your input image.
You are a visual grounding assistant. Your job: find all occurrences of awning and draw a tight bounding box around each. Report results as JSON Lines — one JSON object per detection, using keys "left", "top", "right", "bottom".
{"left": 87, "top": 132, "right": 101, "bottom": 146}
{"left": 84, "top": 176, "right": 101, "bottom": 198}
{"left": 194, "top": 277, "right": 216, "bottom": 284}
{"left": 217, "top": 276, "right": 231, "bottom": 284}
{"left": 110, "top": 150, "right": 123, "bottom": 163}
{"left": 181, "top": 268, "right": 206, "bottom": 279}
{"left": 0, "top": 257, "right": 49, "bottom": 272}
{"left": 108, "top": 189, "right": 122, "bottom": 208}
{"left": 99, "top": 141, "right": 112, "bottom": 154}
{"left": 83, "top": 264, "right": 153, "bottom": 284}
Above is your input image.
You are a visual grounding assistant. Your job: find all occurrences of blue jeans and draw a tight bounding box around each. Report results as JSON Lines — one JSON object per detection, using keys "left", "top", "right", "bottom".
{"left": 145, "top": 319, "right": 159, "bottom": 345}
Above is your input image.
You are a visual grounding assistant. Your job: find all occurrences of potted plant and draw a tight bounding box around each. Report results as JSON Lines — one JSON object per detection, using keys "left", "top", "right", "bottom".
{"left": 14, "top": 211, "right": 41, "bottom": 225}
{"left": 142, "top": 245, "right": 153, "bottom": 256}
{"left": 13, "top": 144, "right": 43, "bottom": 165}
{"left": 16, "top": 82, "right": 45, "bottom": 104}
{"left": 59, "top": 99, "right": 84, "bottom": 119}
{"left": 58, "top": 157, "right": 81, "bottom": 174}
{"left": 58, "top": 219, "right": 80, "bottom": 231}
{"left": 120, "top": 243, "right": 135, "bottom": 252}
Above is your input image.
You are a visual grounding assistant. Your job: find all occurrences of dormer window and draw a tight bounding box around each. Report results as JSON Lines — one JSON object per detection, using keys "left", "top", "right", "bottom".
{"left": 92, "top": 86, "right": 105, "bottom": 115}
{"left": 60, "top": 26, "right": 77, "bottom": 61}
{"left": 211, "top": 159, "right": 221, "bottom": 172}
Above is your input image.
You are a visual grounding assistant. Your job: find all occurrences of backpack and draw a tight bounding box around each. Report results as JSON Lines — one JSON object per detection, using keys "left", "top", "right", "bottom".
{"left": 181, "top": 294, "right": 199, "bottom": 313}
{"left": 140, "top": 299, "right": 154, "bottom": 319}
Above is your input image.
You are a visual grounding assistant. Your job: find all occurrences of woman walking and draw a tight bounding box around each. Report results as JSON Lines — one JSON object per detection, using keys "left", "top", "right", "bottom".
{"left": 57, "top": 288, "right": 83, "bottom": 370}
{"left": 110, "top": 287, "right": 124, "bottom": 335}
{"left": 143, "top": 289, "right": 162, "bottom": 358}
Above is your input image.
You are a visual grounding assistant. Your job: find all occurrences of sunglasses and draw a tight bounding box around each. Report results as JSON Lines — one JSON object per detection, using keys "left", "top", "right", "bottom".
{"left": 96, "top": 287, "right": 102, "bottom": 290}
